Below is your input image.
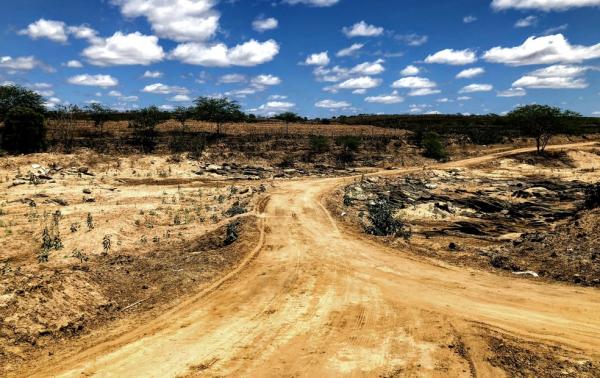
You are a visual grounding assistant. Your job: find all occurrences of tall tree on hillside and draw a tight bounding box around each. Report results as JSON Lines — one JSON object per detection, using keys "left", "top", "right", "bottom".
{"left": 508, "top": 105, "right": 581, "bottom": 154}
{"left": 192, "top": 97, "right": 244, "bottom": 134}
{"left": 173, "top": 106, "right": 191, "bottom": 129}
{"left": 275, "top": 112, "right": 301, "bottom": 134}
{"left": 0, "top": 85, "right": 45, "bottom": 122}
{"left": 86, "top": 103, "right": 111, "bottom": 135}
{"left": 130, "top": 106, "right": 161, "bottom": 153}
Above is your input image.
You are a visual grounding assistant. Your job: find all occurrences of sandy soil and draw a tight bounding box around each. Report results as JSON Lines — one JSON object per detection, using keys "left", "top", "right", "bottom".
{"left": 3, "top": 141, "right": 598, "bottom": 377}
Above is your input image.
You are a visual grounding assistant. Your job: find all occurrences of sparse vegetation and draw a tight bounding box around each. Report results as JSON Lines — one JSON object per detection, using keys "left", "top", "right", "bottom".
{"left": 365, "top": 200, "right": 411, "bottom": 239}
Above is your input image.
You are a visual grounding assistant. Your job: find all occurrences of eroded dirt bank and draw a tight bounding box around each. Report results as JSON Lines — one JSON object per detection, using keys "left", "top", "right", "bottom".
{"left": 332, "top": 147, "right": 600, "bottom": 287}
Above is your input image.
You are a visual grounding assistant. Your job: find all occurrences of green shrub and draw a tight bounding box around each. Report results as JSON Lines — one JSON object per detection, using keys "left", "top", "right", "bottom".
{"left": 224, "top": 220, "right": 240, "bottom": 246}
{"left": 309, "top": 135, "right": 329, "bottom": 154}
{"left": 2, "top": 107, "right": 46, "bottom": 154}
{"left": 422, "top": 132, "right": 448, "bottom": 161}
{"left": 335, "top": 135, "right": 362, "bottom": 165}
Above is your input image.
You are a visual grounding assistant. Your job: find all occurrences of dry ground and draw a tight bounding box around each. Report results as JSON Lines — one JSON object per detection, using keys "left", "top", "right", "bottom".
{"left": 1, "top": 141, "right": 599, "bottom": 377}
{"left": 0, "top": 151, "right": 270, "bottom": 374}
{"left": 333, "top": 146, "right": 600, "bottom": 287}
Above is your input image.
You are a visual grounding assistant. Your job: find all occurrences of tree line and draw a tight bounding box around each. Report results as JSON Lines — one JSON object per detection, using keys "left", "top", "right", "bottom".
{"left": 0, "top": 84, "right": 596, "bottom": 155}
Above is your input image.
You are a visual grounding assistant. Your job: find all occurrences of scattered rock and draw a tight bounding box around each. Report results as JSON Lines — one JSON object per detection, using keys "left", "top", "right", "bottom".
{"left": 512, "top": 271, "right": 539, "bottom": 278}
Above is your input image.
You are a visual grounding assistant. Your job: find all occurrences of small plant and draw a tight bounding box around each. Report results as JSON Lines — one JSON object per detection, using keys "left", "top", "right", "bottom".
{"left": 86, "top": 213, "right": 94, "bottom": 230}
{"left": 52, "top": 210, "right": 62, "bottom": 227}
{"left": 584, "top": 183, "right": 600, "bottom": 209}
{"left": 38, "top": 249, "right": 50, "bottom": 263}
{"left": 39, "top": 226, "right": 62, "bottom": 262}
{"left": 41, "top": 227, "right": 53, "bottom": 252}
{"left": 224, "top": 202, "right": 247, "bottom": 217}
{"left": 71, "top": 249, "right": 88, "bottom": 264}
{"left": 70, "top": 223, "right": 81, "bottom": 233}
{"left": 224, "top": 220, "right": 240, "bottom": 246}
{"left": 102, "top": 235, "right": 111, "bottom": 255}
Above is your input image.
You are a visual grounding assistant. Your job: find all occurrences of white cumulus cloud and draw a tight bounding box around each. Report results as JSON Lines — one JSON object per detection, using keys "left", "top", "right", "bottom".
{"left": 68, "top": 74, "right": 118, "bottom": 87}
{"left": 400, "top": 65, "right": 421, "bottom": 76}
{"left": 171, "top": 39, "right": 279, "bottom": 67}
{"left": 112, "top": 0, "right": 220, "bottom": 42}
{"left": 459, "top": 83, "right": 494, "bottom": 93}
{"left": 143, "top": 70, "right": 163, "bottom": 78}
{"left": 315, "top": 99, "right": 351, "bottom": 109}
{"left": 305, "top": 52, "right": 330, "bottom": 66}
{"left": 483, "top": 34, "right": 600, "bottom": 66}
{"left": 365, "top": 90, "right": 404, "bottom": 104}
{"left": 142, "top": 83, "right": 189, "bottom": 95}
{"left": 343, "top": 21, "right": 384, "bottom": 38}
{"left": 83, "top": 32, "right": 165, "bottom": 66}
{"left": 338, "top": 76, "right": 381, "bottom": 90}
{"left": 337, "top": 43, "right": 364, "bottom": 57}
{"left": 253, "top": 17, "right": 278, "bottom": 32}
{"left": 492, "top": 0, "right": 600, "bottom": 11}
{"left": 456, "top": 67, "right": 485, "bottom": 79}
{"left": 425, "top": 49, "right": 477, "bottom": 65}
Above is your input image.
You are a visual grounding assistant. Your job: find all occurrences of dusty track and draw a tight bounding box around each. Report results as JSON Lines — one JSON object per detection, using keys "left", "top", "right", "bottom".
{"left": 30, "top": 142, "right": 600, "bottom": 377}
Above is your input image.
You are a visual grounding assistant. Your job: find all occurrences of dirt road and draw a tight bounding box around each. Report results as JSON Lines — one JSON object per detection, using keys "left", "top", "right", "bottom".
{"left": 33, "top": 142, "right": 600, "bottom": 377}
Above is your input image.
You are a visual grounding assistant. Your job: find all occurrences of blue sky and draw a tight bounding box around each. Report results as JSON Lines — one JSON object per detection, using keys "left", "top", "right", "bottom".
{"left": 1, "top": 0, "right": 599, "bottom": 117}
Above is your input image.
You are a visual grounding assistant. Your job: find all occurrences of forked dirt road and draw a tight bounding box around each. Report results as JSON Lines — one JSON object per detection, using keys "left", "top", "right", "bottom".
{"left": 32, "top": 142, "right": 600, "bottom": 377}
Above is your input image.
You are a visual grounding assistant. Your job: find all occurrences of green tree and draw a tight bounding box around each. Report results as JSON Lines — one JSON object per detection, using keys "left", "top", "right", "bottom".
{"left": 422, "top": 132, "right": 448, "bottom": 161}
{"left": 2, "top": 107, "right": 46, "bottom": 153}
{"left": 173, "top": 106, "right": 191, "bottom": 129}
{"left": 130, "top": 106, "right": 161, "bottom": 153}
{"left": 0, "top": 85, "right": 45, "bottom": 122}
{"left": 275, "top": 112, "right": 301, "bottom": 134}
{"left": 192, "top": 97, "right": 244, "bottom": 134}
{"left": 508, "top": 105, "right": 581, "bottom": 154}
{"left": 86, "top": 103, "right": 111, "bottom": 135}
